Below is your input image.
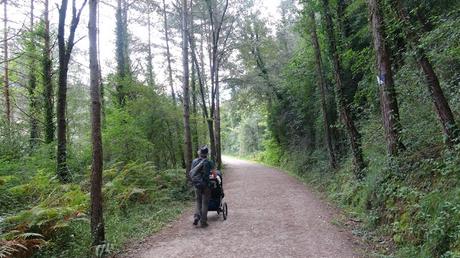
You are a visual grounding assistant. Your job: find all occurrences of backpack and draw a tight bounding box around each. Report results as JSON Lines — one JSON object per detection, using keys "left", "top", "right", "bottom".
{"left": 189, "top": 158, "right": 207, "bottom": 188}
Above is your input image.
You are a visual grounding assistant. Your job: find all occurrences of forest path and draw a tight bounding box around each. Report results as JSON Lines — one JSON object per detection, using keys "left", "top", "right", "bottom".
{"left": 119, "top": 156, "right": 364, "bottom": 258}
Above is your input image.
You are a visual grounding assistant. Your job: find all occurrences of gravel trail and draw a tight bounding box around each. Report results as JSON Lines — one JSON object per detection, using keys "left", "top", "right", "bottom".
{"left": 119, "top": 156, "right": 364, "bottom": 258}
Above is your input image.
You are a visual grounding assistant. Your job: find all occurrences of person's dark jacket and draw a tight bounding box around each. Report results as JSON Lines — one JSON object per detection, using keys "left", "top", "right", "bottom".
{"left": 191, "top": 157, "right": 213, "bottom": 187}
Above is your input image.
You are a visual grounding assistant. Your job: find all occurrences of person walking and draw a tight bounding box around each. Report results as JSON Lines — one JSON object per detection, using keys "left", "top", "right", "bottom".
{"left": 191, "top": 145, "right": 213, "bottom": 227}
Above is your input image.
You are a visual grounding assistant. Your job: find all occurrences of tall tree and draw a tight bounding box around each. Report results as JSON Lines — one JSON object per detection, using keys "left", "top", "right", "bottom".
{"left": 308, "top": 10, "right": 337, "bottom": 169}
{"left": 56, "top": 0, "right": 87, "bottom": 182}
{"left": 206, "top": 0, "right": 230, "bottom": 168}
{"left": 182, "top": 0, "right": 193, "bottom": 174}
{"left": 368, "top": 0, "right": 404, "bottom": 156}
{"left": 3, "top": 0, "right": 10, "bottom": 125}
{"left": 162, "top": 0, "right": 176, "bottom": 103}
{"left": 28, "top": 0, "right": 39, "bottom": 149}
{"left": 393, "top": 0, "right": 459, "bottom": 147}
{"left": 88, "top": 0, "right": 105, "bottom": 247}
{"left": 115, "top": 0, "right": 130, "bottom": 106}
{"left": 320, "top": 0, "right": 365, "bottom": 176}
{"left": 42, "top": 0, "right": 54, "bottom": 144}
{"left": 146, "top": 7, "right": 155, "bottom": 89}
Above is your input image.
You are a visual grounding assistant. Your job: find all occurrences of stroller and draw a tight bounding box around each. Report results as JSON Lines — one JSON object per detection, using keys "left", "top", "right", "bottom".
{"left": 207, "top": 171, "right": 228, "bottom": 220}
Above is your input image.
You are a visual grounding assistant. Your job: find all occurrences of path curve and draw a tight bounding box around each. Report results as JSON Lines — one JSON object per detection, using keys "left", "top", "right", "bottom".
{"left": 119, "top": 157, "right": 363, "bottom": 258}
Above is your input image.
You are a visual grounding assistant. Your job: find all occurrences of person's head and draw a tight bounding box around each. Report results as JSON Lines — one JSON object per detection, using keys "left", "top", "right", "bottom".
{"left": 198, "top": 145, "right": 209, "bottom": 158}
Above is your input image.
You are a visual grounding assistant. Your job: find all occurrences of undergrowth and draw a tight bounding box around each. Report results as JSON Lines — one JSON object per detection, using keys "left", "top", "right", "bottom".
{"left": 0, "top": 148, "right": 193, "bottom": 257}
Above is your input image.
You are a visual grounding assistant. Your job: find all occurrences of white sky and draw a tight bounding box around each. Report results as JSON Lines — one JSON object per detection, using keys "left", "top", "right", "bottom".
{"left": 5, "top": 0, "right": 283, "bottom": 93}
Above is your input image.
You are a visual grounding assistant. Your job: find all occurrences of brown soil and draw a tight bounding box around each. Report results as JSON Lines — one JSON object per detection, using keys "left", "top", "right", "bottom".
{"left": 118, "top": 157, "right": 366, "bottom": 258}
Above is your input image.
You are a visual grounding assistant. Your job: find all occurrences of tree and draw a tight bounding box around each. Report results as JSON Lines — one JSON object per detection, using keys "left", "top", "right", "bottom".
{"left": 88, "top": 0, "right": 105, "bottom": 247}
{"left": 162, "top": 0, "right": 177, "bottom": 103}
{"left": 3, "top": 0, "right": 10, "bottom": 125}
{"left": 42, "top": 0, "right": 54, "bottom": 144}
{"left": 320, "top": 0, "right": 365, "bottom": 176}
{"left": 28, "top": 0, "right": 39, "bottom": 149}
{"left": 146, "top": 6, "right": 155, "bottom": 89}
{"left": 56, "top": 0, "right": 87, "bottom": 182}
{"left": 393, "top": 0, "right": 459, "bottom": 147}
{"left": 114, "top": 0, "right": 133, "bottom": 107}
{"left": 205, "top": 0, "right": 230, "bottom": 169}
{"left": 182, "top": 0, "right": 193, "bottom": 174}
{"left": 307, "top": 9, "right": 337, "bottom": 169}
{"left": 368, "top": 0, "right": 404, "bottom": 156}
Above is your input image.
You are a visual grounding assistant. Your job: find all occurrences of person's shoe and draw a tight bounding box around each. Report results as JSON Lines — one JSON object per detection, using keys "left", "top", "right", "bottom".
{"left": 193, "top": 217, "right": 200, "bottom": 225}
{"left": 200, "top": 221, "right": 208, "bottom": 228}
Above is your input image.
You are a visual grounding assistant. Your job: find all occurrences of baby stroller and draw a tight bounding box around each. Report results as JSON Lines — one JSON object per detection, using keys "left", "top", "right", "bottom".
{"left": 208, "top": 171, "right": 228, "bottom": 220}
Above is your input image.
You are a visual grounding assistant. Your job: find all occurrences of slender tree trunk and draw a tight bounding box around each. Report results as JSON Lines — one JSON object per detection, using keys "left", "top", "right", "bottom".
{"left": 189, "top": 31, "right": 215, "bottom": 161}
{"left": 394, "top": 0, "right": 459, "bottom": 147}
{"left": 182, "top": 0, "right": 193, "bottom": 174}
{"left": 191, "top": 46, "right": 199, "bottom": 155}
{"left": 115, "top": 0, "right": 127, "bottom": 106}
{"left": 368, "top": 0, "right": 404, "bottom": 156}
{"left": 190, "top": 1, "right": 199, "bottom": 155}
{"left": 56, "top": 0, "right": 70, "bottom": 181}
{"left": 97, "top": 4, "right": 105, "bottom": 127}
{"left": 89, "top": 0, "right": 105, "bottom": 247}
{"left": 214, "top": 70, "right": 222, "bottom": 169}
{"left": 43, "top": 0, "right": 54, "bottom": 144}
{"left": 56, "top": 0, "right": 87, "bottom": 182}
{"left": 29, "top": 0, "right": 39, "bottom": 149}
{"left": 3, "top": 0, "right": 10, "bottom": 125}
{"left": 321, "top": 0, "right": 365, "bottom": 177}
{"left": 147, "top": 10, "right": 155, "bottom": 88}
{"left": 163, "top": 0, "right": 176, "bottom": 103}
{"left": 309, "top": 10, "right": 337, "bottom": 169}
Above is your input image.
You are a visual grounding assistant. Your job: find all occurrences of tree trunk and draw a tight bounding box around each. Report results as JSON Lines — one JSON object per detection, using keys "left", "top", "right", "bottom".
{"left": 368, "top": 0, "right": 404, "bottom": 156}
{"left": 88, "top": 0, "right": 105, "bottom": 247}
{"left": 394, "top": 0, "right": 459, "bottom": 147}
{"left": 56, "top": 0, "right": 87, "bottom": 182}
{"left": 56, "top": 0, "right": 70, "bottom": 181}
{"left": 182, "top": 0, "right": 193, "bottom": 174}
{"left": 214, "top": 70, "right": 222, "bottom": 169}
{"left": 309, "top": 10, "right": 337, "bottom": 169}
{"left": 163, "top": 0, "right": 176, "bottom": 103}
{"left": 147, "top": 10, "right": 155, "bottom": 89}
{"left": 115, "top": 0, "right": 127, "bottom": 106}
{"left": 43, "top": 0, "right": 54, "bottom": 144}
{"left": 29, "top": 0, "right": 39, "bottom": 149}
{"left": 321, "top": 0, "right": 365, "bottom": 177}
{"left": 3, "top": 0, "right": 10, "bottom": 125}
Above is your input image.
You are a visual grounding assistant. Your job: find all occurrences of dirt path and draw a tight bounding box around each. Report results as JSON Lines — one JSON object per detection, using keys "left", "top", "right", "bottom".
{"left": 119, "top": 157, "right": 364, "bottom": 258}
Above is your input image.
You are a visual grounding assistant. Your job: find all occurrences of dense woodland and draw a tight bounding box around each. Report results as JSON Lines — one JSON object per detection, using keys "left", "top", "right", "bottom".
{"left": 0, "top": 0, "right": 459, "bottom": 257}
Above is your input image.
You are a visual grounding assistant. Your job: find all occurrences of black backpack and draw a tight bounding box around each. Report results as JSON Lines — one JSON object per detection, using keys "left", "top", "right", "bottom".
{"left": 189, "top": 158, "right": 207, "bottom": 188}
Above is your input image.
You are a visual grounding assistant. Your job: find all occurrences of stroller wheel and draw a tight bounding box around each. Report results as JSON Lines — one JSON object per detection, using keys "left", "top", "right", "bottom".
{"left": 223, "top": 202, "right": 228, "bottom": 220}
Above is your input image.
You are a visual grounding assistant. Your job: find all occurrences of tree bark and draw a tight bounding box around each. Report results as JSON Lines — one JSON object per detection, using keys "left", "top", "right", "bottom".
{"left": 88, "top": 0, "right": 105, "bottom": 247}
{"left": 214, "top": 69, "right": 222, "bottom": 169}
{"left": 3, "top": 0, "right": 10, "bottom": 125}
{"left": 368, "top": 0, "right": 404, "bottom": 156}
{"left": 309, "top": 10, "right": 337, "bottom": 169}
{"left": 162, "top": 0, "right": 176, "bottom": 103}
{"left": 56, "top": 0, "right": 87, "bottom": 182}
{"left": 43, "top": 0, "right": 54, "bottom": 144}
{"left": 394, "top": 0, "right": 459, "bottom": 147}
{"left": 29, "top": 0, "right": 39, "bottom": 149}
{"left": 321, "top": 0, "right": 365, "bottom": 177}
{"left": 147, "top": 10, "right": 155, "bottom": 89}
{"left": 190, "top": 6, "right": 199, "bottom": 155}
{"left": 182, "top": 0, "right": 193, "bottom": 174}
{"left": 115, "top": 0, "right": 128, "bottom": 106}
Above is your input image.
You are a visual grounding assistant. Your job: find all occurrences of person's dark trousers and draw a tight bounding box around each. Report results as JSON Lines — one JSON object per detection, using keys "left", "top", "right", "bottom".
{"left": 194, "top": 186, "right": 211, "bottom": 223}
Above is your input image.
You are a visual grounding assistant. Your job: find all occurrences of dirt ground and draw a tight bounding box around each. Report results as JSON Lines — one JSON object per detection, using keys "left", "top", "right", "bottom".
{"left": 117, "top": 156, "right": 366, "bottom": 258}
